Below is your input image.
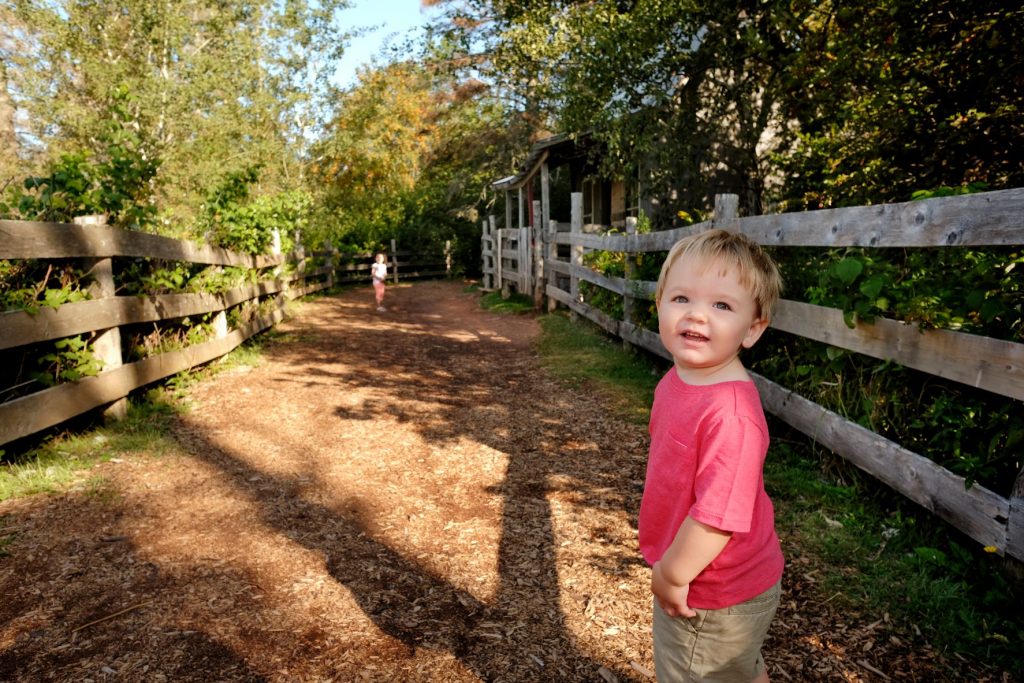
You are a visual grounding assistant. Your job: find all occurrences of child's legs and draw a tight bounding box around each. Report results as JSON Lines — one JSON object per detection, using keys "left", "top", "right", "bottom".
{"left": 653, "top": 581, "right": 780, "bottom": 683}
{"left": 373, "top": 280, "right": 385, "bottom": 304}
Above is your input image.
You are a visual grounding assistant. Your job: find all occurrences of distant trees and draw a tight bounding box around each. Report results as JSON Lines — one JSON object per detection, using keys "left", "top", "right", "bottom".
{"left": 309, "top": 60, "right": 525, "bottom": 268}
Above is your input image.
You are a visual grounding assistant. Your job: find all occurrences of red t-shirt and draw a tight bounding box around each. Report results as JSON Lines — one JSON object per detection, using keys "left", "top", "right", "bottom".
{"left": 638, "top": 369, "right": 784, "bottom": 609}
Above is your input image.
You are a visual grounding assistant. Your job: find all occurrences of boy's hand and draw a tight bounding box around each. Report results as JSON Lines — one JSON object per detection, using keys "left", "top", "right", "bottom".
{"left": 651, "top": 560, "right": 697, "bottom": 618}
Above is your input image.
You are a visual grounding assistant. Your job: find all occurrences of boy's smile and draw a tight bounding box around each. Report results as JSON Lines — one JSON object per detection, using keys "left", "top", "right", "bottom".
{"left": 657, "top": 254, "right": 768, "bottom": 384}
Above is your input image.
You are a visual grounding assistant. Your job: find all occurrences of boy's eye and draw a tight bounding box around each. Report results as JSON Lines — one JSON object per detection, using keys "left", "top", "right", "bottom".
{"left": 713, "top": 302, "right": 732, "bottom": 311}
{"left": 672, "top": 295, "right": 688, "bottom": 303}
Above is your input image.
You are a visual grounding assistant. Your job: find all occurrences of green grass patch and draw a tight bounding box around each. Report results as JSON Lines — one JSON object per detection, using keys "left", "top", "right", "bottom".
{"left": 0, "top": 396, "right": 180, "bottom": 502}
{"left": 764, "top": 438, "right": 1022, "bottom": 675}
{"left": 479, "top": 290, "right": 534, "bottom": 314}
{"left": 537, "top": 312, "right": 663, "bottom": 424}
{"left": 0, "top": 338, "right": 265, "bottom": 502}
{"left": 536, "top": 315, "right": 1024, "bottom": 678}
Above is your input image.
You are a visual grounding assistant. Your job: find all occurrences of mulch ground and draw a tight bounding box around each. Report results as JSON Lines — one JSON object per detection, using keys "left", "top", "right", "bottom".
{"left": 0, "top": 280, "right": 1016, "bottom": 682}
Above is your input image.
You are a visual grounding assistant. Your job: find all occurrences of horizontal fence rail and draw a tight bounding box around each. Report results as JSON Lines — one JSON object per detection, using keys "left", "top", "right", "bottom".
{"left": 481, "top": 186, "right": 1024, "bottom": 562}
{"left": 1, "top": 220, "right": 451, "bottom": 446}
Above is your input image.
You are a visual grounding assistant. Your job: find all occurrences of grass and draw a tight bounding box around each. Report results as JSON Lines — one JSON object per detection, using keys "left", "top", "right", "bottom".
{"left": 478, "top": 290, "right": 535, "bottom": 314}
{"left": 0, "top": 340, "right": 265, "bottom": 502}
{"left": 536, "top": 313, "right": 662, "bottom": 424}
{"left": 530, "top": 308, "right": 1023, "bottom": 679}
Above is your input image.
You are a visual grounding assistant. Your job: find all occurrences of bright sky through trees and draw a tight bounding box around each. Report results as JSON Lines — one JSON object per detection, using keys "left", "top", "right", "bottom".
{"left": 333, "top": 0, "right": 439, "bottom": 88}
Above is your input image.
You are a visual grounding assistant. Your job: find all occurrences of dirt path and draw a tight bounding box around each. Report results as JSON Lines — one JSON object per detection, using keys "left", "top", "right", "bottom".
{"left": 0, "top": 281, "right": 1012, "bottom": 682}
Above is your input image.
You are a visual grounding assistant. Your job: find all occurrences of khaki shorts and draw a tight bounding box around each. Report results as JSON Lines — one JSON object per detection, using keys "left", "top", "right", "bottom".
{"left": 653, "top": 581, "right": 780, "bottom": 683}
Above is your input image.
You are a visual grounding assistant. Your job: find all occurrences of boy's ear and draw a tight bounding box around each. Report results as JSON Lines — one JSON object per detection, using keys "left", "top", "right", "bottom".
{"left": 741, "top": 317, "right": 770, "bottom": 349}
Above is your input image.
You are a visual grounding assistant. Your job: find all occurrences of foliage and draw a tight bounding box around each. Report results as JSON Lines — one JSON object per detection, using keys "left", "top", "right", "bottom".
{"left": 0, "top": 260, "right": 91, "bottom": 314}
{"left": 2, "top": 0, "right": 351, "bottom": 226}
{"left": 31, "top": 335, "right": 104, "bottom": 386}
{"left": 777, "top": 2, "right": 1024, "bottom": 210}
{"left": 310, "top": 59, "right": 527, "bottom": 273}
{"left": 0, "top": 88, "right": 160, "bottom": 229}
{"left": 200, "top": 167, "right": 306, "bottom": 255}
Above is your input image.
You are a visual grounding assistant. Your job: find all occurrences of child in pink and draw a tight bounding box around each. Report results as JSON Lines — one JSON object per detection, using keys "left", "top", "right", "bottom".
{"left": 371, "top": 252, "right": 387, "bottom": 311}
{"left": 638, "top": 229, "right": 784, "bottom": 682}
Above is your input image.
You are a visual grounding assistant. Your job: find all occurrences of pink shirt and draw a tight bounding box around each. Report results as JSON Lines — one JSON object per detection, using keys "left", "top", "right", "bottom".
{"left": 638, "top": 370, "right": 784, "bottom": 609}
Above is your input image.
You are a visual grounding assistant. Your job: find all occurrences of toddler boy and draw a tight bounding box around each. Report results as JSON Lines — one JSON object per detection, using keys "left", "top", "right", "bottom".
{"left": 638, "top": 229, "right": 784, "bottom": 682}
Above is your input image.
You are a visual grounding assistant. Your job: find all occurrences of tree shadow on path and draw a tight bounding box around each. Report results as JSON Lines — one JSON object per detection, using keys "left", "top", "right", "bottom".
{"left": 174, "top": 281, "right": 652, "bottom": 681}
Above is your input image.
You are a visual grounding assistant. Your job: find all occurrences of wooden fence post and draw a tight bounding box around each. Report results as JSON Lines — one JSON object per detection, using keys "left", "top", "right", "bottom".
{"left": 294, "top": 230, "right": 306, "bottom": 297}
{"left": 323, "top": 239, "right": 335, "bottom": 288}
{"left": 491, "top": 216, "right": 504, "bottom": 296}
{"left": 547, "top": 219, "right": 559, "bottom": 313}
{"left": 713, "top": 193, "right": 740, "bottom": 230}
{"left": 570, "top": 192, "right": 583, "bottom": 310}
{"left": 532, "top": 199, "right": 544, "bottom": 309}
{"left": 75, "top": 214, "right": 127, "bottom": 420}
{"left": 520, "top": 224, "right": 531, "bottom": 296}
{"left": 1008, "top": 468, "right": 1024, "bottom": 562}
{"left": 480, "top": 220, "right": 490, "bottom": 290}
{"left": 390, "top": 238, "right": 399, "bottom": 284}
{"left": 622, "top": 215, "right": 638, "bottom": 352}
{"left": 445, "top": 240, "right": 452, "bottom": 276}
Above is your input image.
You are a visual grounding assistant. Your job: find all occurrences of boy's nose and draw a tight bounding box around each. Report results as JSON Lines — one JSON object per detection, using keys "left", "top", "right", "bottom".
{"left": 684, "top": 306, "right": 706, "bottom": 322}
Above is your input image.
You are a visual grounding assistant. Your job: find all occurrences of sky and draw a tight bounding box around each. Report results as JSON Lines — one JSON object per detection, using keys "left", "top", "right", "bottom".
{"left": 332, "top": 0, "right": 442, "bottom": 88}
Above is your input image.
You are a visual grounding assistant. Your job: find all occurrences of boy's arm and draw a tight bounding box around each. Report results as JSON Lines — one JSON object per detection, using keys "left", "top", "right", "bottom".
{"left": 652, "top": 516, "right": 731, "bottom": 617}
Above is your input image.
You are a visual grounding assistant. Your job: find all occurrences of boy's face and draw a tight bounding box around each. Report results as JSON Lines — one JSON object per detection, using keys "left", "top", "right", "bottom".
{"left": 657, "top": 254, "right": 768, "bottom": 381}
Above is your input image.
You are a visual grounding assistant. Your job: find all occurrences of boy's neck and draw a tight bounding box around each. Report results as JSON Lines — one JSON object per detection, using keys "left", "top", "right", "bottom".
{"left": 674, "top": 357, "right": 751, "bottom": 386}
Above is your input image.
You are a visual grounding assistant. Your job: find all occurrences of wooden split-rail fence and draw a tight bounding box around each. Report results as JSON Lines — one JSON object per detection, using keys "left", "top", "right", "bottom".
{"left": 0, "top": 218, "right": 450, "bottom": 447}
{"left": 480, "top": 187, "right": 1024, "bottom": 562}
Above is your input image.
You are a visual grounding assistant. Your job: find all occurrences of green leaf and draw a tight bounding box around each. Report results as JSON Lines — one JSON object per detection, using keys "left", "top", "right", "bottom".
{"left": 859, "top": 274, "right": 885, "bottom": 300}
{"left": 833, "top": 257, "right": 864, "bottom": 285}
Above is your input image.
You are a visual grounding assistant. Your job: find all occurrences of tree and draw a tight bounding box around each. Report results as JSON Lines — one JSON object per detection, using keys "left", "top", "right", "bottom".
{"left": 3, "top": 0, "right": 351, "bottom": 230}
{"left": 777, "top": 0, "right": 1024, "bottom": 209}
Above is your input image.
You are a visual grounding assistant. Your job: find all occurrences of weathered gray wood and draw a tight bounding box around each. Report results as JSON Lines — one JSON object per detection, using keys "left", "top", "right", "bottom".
{"left": 1008, "top": 470, "right": 1024, "bottom": 561}
{"left": 533, "top": 201, "right": 544, "bottom": 308}
{"left": 713, "top": 194, "right": 739, "bottom": 232}
{"left": 752, "top": 372, "right": 1014, "bottom": 557}
{"left": 623, "top": 216, "right": 638, "bottom": 338}
{"left": 570, "top": 193, "right": 583, "bottom": 305}
{"left": 0, "top": 219, "right": 284, "bottom": 267}
{"left": 545, "top": 258, "right": 571, "bottom": 276}
{"left": 541, "top": 163, "right": 551, "bottom": 239}
{"left": 518, "top": 187, "right": 525, "bottom": 230}
{"left": 547, "top": 285, "right": 620, "bottom": 336}
{"left": 76, "top": 213, "right": 127, "bottom": 420}
{"left": 390, "top": 239, "right": 399, "bottom": 284}
{"left": 620, "top": 321, "right": 670, "bottom": 361}
{"left": 546, "top": 220, "right": 559, "bottom": 313}
{"left": 0, "top": 305, "right": 286, "bottom": 446}
{"left": 553, "top": 222, "right": 710, "bottom": 252}
{"left": 739, "top": 187, "right": 1024, "bottom": 247}
{"left": 772, "top": 300, "right": 1024, "bottom": 401}
{"left": 572, "top": 263, "right": 627, "bottom": 297}
{"left": 492, "top": 218, "right": 501, "bottom": 293}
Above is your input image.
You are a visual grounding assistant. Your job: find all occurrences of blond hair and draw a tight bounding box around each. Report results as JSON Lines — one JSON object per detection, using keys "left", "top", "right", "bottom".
{"left": 655, "top": 229, "right": 782, "bottom": 321}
